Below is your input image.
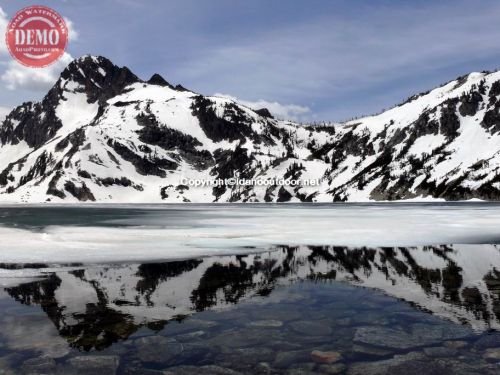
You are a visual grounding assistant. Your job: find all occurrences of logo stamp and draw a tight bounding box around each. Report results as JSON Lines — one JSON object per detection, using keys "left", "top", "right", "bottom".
{"left": 5, "top": 5, "right": 68, "bottom": 68}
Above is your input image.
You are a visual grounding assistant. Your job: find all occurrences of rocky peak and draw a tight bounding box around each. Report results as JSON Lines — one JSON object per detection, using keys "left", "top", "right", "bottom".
{"left": 255, "top": 108, "right": 274, "bottom": 119}
{"left": 0, "top": 56, "right": 141, "bottom": 149}
{"left": 57, "top": 55, "right": 141, "bottom": 104}
{"left": 147, "top": 73, "right": 174, "bottom": 88}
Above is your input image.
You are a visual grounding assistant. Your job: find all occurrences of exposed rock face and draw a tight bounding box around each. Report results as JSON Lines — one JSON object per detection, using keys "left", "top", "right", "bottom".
{"left": 147, "top": 73, "right": 174, "bottom": 88}
{"left": 1, "top": 56, "right": 500, "bottom": 202}
{"left": 58, "top": 55, "right": 140, "bottom": 105}
{"left": 0, "top": 97, "right": 63, "bottom": 148}
{"left": 255, "top": 108, "right": 274, "bottom": 119}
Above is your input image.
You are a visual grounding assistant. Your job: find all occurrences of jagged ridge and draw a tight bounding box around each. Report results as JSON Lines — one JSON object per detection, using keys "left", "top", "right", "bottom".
{"left": 1, "top": 55, "right": 500, "bottom": 202}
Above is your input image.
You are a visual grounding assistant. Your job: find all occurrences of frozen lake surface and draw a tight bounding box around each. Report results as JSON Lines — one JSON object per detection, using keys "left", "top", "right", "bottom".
{"left": 0, "top": 202, "right": 500, "bottom": 264}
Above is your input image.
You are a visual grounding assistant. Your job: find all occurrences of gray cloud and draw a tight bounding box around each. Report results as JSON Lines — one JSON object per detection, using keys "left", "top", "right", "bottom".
{"left": 0, "top": 106, "right": 10, "bottom": 121}
{"left": 0, "top": 7, "right": 77, "bottom": 92}
{"left": 1, "top": 52, "right": 73, "bottom": 91}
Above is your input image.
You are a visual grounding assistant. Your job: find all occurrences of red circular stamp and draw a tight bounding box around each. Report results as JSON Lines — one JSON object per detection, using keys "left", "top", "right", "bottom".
{"left": 5, "top": 5, "right": 68, "bottom": 68}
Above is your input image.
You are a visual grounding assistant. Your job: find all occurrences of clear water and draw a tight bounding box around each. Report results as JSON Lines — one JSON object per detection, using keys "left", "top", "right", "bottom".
{"left": 0, "top": 204, "right": 499, "bottom": 374}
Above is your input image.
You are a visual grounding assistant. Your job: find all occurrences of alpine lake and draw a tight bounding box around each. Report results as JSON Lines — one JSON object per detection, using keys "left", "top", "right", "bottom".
{"left": 0, "top": 203, "right": 499, "bottom": 375}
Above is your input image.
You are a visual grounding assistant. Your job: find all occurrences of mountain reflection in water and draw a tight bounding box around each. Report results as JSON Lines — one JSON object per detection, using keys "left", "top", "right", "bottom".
{"left": 2, "top": 245, "right": 500, "bottom": 352}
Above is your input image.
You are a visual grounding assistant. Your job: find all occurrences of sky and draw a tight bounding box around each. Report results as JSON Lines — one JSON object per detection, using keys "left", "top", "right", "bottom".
{"left": 1, "top": 0, "right": 500, "bottom": 122}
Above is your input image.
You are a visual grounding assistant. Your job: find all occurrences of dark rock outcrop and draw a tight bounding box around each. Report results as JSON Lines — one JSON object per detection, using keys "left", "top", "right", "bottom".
{"left": 147, "top": 73, "right": 174, "bottom": 88}
{"left": 255, "top": 108, "right": 274, "bottom": 119}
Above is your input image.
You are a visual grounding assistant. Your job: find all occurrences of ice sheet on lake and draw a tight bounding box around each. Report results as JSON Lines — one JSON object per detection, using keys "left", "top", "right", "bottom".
{"left": 0, "top": 204, "right": 500, "bottom": 264}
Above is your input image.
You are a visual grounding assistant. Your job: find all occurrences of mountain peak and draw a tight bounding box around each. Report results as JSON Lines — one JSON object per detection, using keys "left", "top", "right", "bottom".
{"left": 58, "top": 55, "right": 141, "bottom": 104}
{"left": 62, "top": 55, "right": 114, "bottom": 79}
{"left": 147, "top": 73, "right": 173, "bottom": 88}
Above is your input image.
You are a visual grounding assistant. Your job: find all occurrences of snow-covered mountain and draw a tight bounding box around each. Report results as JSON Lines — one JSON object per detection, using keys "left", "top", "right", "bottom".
{"left": 1, "top": 55, "right": 500, "bottom": 202}
{"left": 5, "top": 245, "right": 500, "bottom": 350}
